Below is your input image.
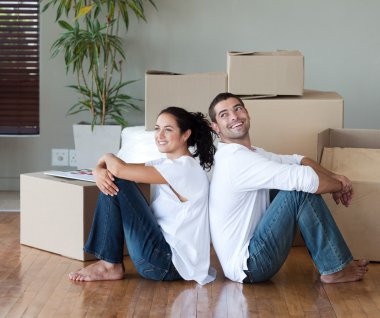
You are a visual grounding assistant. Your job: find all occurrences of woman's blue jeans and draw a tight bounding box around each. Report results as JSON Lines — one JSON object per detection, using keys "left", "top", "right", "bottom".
{"left": 244, "top": 191, "right": 353, "bottom": 283}
{"left": 84, "top": 178, "right": 182, "bottom": 281}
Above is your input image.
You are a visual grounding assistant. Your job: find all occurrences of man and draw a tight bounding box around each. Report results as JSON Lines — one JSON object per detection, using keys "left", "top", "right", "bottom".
{"left": 208, "top": 92, "right": 368, "bottom": 284}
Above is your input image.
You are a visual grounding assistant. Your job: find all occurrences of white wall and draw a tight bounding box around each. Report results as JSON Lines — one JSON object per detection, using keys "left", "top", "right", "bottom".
{"left": 1, "top": 0, "right": 380, "bottom": 190}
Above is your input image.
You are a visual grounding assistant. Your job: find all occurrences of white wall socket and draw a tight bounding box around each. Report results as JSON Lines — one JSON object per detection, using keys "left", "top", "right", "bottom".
{"left": 69, "top": 149, "right": 77, "bottom": 167}
{"left": 52, "top": 148, "right": 68, "bottom": 166}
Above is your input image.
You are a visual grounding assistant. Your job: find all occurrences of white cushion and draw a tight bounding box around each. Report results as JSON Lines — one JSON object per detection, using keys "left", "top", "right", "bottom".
{"left": 117, "top": 126, "right": 166, "bottom": 163}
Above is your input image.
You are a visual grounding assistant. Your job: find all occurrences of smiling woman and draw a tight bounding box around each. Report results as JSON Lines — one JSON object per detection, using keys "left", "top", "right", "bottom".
{"left": 68, "top": 106, "right": 218, "bottom": 285}
{"left": 0, "top": 0, "right": 39, "bottom": 135}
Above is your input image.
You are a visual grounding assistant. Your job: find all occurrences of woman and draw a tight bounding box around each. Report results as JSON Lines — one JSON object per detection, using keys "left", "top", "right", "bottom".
{"left": 69, "top": 107, "right": 217, "bottom": 285}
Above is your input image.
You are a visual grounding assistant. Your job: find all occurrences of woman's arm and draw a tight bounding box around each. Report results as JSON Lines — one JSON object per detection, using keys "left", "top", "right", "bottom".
{"left": 102, "top": 153, "right": 167, "bottom": 184}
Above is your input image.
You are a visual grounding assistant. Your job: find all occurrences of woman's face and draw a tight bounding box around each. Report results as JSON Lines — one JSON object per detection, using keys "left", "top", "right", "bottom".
{"left": 154, "top": 113, "right": 190, "bottom": 156}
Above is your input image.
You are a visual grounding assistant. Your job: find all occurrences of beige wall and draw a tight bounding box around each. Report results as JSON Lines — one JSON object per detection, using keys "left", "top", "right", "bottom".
{"left": 2, "top": 0, "right": 380, "bottom": 190}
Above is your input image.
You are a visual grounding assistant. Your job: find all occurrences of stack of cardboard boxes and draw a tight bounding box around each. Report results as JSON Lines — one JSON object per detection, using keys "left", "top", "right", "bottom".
{"left": 145, "top": 50, "right": 344, "bottom": 160}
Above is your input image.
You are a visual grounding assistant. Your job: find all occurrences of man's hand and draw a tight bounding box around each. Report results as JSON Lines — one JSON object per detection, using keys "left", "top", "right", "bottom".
{"left": 332, "top": 174, "right": 352, "bottom": 194}
{"left": 331, "top": 174, "right": 353, "bottom": 207}
{"left": 331, "top": 190, "right": 352, "bottom": 207}
{"left": 93, "top": 166, "right": 119, "bottom": 196}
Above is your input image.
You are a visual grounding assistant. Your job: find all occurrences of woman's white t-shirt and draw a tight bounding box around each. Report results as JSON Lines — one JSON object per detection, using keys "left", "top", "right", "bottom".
{"left": 147, "top": 156, "right": 216, "bottom": 285}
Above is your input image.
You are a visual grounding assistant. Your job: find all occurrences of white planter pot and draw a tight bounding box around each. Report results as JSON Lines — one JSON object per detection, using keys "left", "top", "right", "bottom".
{"left": 73, "top": 124, "right": 122, "bottom": 169}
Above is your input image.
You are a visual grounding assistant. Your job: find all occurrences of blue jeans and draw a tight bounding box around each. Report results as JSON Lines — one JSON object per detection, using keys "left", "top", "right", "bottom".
{"left": 243, "top": 191, "right": 353, "bottom": 283}
{"left": 84, "top": 178, "right": 182, "bottom": 281}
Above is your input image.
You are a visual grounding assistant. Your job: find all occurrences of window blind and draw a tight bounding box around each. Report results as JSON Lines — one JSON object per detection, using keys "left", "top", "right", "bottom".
{"left": 0, "top": 0, "right": 39, "bottom": 135}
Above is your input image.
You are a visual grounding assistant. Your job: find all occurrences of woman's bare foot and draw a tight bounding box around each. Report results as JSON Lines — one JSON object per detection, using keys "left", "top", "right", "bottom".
{"left": 320, "top": 259, "right": 369, "bottom": 284}
{"left": 68, "top": 260, "right": 125, "bottom": 282}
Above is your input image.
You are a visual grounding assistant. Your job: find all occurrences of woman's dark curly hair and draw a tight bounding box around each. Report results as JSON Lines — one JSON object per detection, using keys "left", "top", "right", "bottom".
{"left": 158, "top": 106, "right": 216, "bottom": 170}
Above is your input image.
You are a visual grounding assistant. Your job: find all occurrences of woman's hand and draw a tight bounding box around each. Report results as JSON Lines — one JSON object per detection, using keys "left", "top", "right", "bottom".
{"left": 93, "top": 165, "right": 119, "bottom": 196}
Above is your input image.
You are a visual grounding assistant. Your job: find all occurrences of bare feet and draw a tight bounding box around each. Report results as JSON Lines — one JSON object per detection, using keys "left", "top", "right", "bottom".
{"left": 68, "top": 260, "right": 125, "bottom": 282}
{"left": 320, "top": 259, "right": 369, "bottom": 283}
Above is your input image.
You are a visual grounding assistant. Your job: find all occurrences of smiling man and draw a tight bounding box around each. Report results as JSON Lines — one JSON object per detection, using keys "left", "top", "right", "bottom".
{"left": 208, "top": 92, "right": 368, "bottom": 284}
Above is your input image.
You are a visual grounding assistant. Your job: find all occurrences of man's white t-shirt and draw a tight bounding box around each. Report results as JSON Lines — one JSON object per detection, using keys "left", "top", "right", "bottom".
{"left": 209, "top": 143, "right": 319, "bottom": 283}
{"left": 147, "top": 156, "right": 216, "bottom": 285}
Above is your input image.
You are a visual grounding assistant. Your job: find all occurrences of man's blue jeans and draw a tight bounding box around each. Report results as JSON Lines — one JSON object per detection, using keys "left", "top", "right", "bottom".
{"left": 244, "top": 191, "right": 353, "bottom": 283}
{"left": 84, "top": 178, "right": 182, "bottom": 281}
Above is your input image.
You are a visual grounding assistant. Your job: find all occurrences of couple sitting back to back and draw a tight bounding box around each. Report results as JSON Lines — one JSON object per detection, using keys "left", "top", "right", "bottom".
{"left": 69, "top": 92, "right": 368, "bottom": 285}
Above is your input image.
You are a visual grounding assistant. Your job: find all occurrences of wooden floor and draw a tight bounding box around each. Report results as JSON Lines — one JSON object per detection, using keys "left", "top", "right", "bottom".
{"left": 1, "top": 213, "right": 380, "bottom": 318}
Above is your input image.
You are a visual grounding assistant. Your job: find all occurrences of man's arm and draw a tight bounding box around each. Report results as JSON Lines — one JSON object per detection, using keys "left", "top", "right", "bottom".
{"left": 301, "top": 157, "right": 353, "bottom": 207}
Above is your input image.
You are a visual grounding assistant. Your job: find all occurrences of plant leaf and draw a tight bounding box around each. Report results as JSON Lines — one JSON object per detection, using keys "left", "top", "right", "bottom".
{"left": 75, "top": 5, "right": 94, "bottom": 21}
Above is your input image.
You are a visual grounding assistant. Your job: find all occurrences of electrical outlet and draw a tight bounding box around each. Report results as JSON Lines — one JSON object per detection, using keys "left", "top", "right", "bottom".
{"left": 52, "top": 148, "right": 68, "bottom": 166}
{"left": 69, "top": 149, "right": 77, "bottom": 167}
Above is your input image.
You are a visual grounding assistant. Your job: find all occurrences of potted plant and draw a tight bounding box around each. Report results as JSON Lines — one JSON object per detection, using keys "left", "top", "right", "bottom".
{"left": 42, "top": 0, "right": 156, "bottom": 168}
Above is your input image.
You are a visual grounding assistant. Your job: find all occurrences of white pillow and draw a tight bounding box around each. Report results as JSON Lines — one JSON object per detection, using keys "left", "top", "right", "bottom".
{"left": 117, "top": 126, "right": 166, "bottom": 163}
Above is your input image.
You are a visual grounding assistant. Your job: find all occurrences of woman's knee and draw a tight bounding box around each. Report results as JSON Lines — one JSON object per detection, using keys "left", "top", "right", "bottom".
{"left": 114, "top": 178, "right": 134, "bottom": 188}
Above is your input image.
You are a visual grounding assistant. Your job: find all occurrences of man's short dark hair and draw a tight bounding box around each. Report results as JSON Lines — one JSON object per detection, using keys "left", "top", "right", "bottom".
{"left": 208, "top": 92, "right": 245, "bottom": 122}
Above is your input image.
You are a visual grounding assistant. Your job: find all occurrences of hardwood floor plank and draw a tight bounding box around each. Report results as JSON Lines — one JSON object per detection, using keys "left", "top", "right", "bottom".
{"left": 132, "top": 280, "right": 157, "bottom": 317}
{"left": 197, "top": 284, "right": 213, "bottom": 318}
{"left": 168, "top": 284, "right": 197, "bottom": 318}
{"left": 148, "top": 282, "right": 169, "bottom": 318}
{"left": 23, "top": 258, "right": 72, "bottom": 317}
{"left": 210, "top": 278, "right": 228, "bottom": 317}
{"left": 2, "top": 250, "right": 53, "bottom": 317}
{"left": 84, "top": 282, "right": 114, "bottom": 318}
{"left": 227, "top": 282, "right": 251, "bottom": 317}
{"left": 37, "top": 262, "right": 81, "bottom": 318}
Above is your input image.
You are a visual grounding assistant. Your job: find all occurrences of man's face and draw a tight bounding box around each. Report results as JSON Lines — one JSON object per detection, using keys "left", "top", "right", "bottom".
{"left": 211, "top": 97, "right": 251, "bottom": 143}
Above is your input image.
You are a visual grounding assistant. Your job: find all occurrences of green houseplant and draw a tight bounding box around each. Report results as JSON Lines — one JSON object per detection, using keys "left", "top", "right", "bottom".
{"left": 42, "top": 0, "right": 156, "bottom": 168}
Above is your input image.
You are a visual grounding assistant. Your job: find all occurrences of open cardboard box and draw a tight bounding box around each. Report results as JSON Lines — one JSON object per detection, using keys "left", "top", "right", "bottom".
{"left": 318, "top": 128, "right": 380, "bottom": 261}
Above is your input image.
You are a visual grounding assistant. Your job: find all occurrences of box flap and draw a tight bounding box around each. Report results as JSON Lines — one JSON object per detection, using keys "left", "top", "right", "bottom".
{"left": 317, "top": 129, "right": 332, "bottom": 163}
{"left": 317, "top": 128, "right": 380, "bottom": 163}
{"left": 241, "top": 94, "right": 277, "bottom": 100}
{"left": 146, "top": 70, "right": 227, "bottom": 77}
{"left": 146, "top": 70, "right": 182, "bottom": 75}
{"left": 228, "top": 50, "right": 302, "bottom": 57}
{"left": 242, "top": 90, "right": 341, "bottom": 102}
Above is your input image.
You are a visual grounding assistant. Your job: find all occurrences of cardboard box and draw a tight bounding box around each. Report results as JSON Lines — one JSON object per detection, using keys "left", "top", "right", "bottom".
{"left": 145, "top": 71, "right": 227, "bottom": 130}
{"left": 318, "top": 128, "right": 380, "bottom": 261}
{"left": 20, "top": 172, "right": 150, "bottom": 261}
{"left": 228, "top": 50, "right": 304, "bottom": 96}
{"left": 244, "top": 89, "right": 344, "bottom": 160}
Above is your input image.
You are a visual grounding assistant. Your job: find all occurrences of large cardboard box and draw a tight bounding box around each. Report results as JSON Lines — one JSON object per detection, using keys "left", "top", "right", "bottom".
{"left": 244, "top": 90, "right": 344, "bottom": 160}
{"left": 20, "top": 172, "right": 150, "bottom": 261}
{"left": 228, "top": 50, "right": 304, "bottom": 96}
{"left": 318, "top": 128, "right": 380, "bottom": 261}
{"left": 145, "top": 71, "right": 227, "bottom": 130}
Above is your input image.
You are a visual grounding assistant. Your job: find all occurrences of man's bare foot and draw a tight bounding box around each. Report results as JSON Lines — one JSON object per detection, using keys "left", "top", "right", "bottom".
{"left": 68, "top": 260, "right": 125, "bottom": 282}
{"left": 320, "top": 259, "right": 369, "bottom": 283}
